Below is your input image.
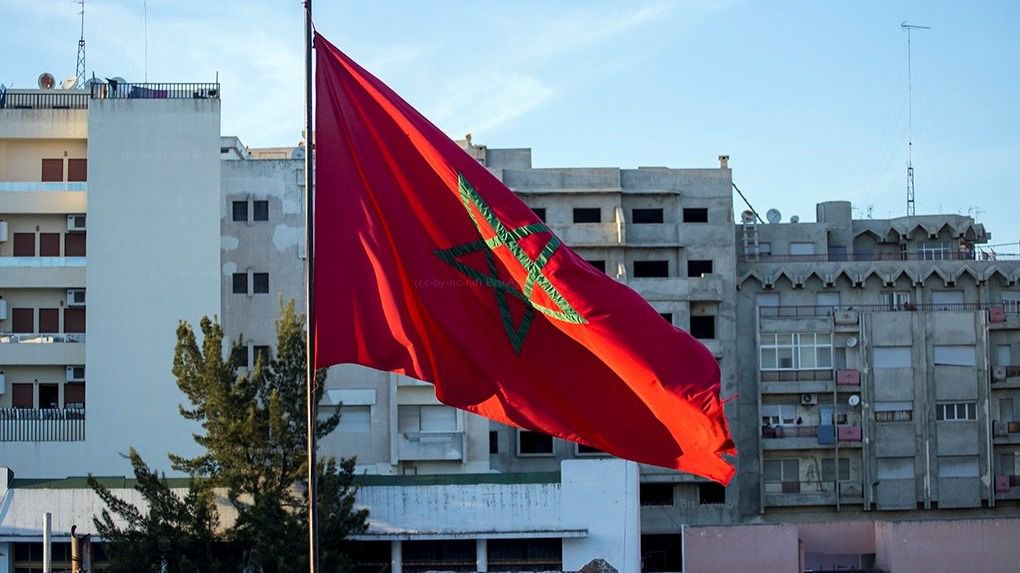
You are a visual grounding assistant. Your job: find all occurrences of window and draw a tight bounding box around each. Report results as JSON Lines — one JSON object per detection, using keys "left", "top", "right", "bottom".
{"left": 337, "top": 405, "right": 371, "bottom": 432}
{"left": 518, "top": 429, "right": 554, "bottom": 455}
{"left": 67, "top": 158, "right": 87, "bottom": 182}
{"left": 932, "top": 290, "right": 964, "bottom": 308}
{"left": 586, "top": 259, "right": 606, "bottom": 272}
{"left": 632, "top": 208, "right": 664, "bottom": 224}
{"left": 682, "top": 208, "right": 708, "bottom": 223}
{"left": 757, "top": 293, "right": 780, "bottom": 308}
{"left": 399, "top": 405, "right": 458, "bottom": 433}
{"left": 761, "top": 404, "right": 797, "bottom": 426}
{"left": 755, "top": 242, "right": 772, "bottom": 256}
{"left": 640, "top": 483, "right": 674, "bottom": 506}
{"left": 573, "top": 208, "right": 601, "bottom": 223}
{"left": 816, "top": 292, "right": 840, "bottom": 309}
{"left": 232, "top": 273, "right": 247, "bottom": 294}
{"left": 698, "top": 482, "right": 726, "bottom": 504}
{"left": 821, "top": 458, "right": 851, "bottom": 481}
{"left": 690, "top": 315, "right": 715, "bottom": 339}
{"left": 1003, "top": 292, "right": 1020, "bottom": 314}
{"left": 12, "top": 383, "right": 34, "bottom": 408}
{"left": 12, "top": 308, "right": 34, "bottom": 333}
{"left": 233, "top": 344, "right": 249, "bottom": 368}
{"left": 253, "top": 200, "right": 269, "bottom": 221}
{"left": 64, "top": 232, "right": 85, "bottom": 257}
{"left": 531, "top": 207, "right": 546, "bottom": 222}
{"left": 63, "top": 308, "right": 85, "bottom": 333}
{"left": 790, "top": 242, "right": 816, "bottom": 256}
{"left": 489, "top": 431, "right": 499, "bottom": 454}
{"left": 999, "top": 345, "right": 1013, "bottom": 367}
{"left": 763, "top": 459, "right": 799, "bottom": 483}
{"left": 39, "top": 233, "right": 60, "bottom": 256}
{"left": 877, "top": 458, "right": 914, "bottom": 479}
{"left": 933, "top": 345, "right": 976, "bottom": 366}
{"left": 918, "top": 241, "right": 950, "bottom": 260}
{"left": 41, "top": 158, "right": 63, "bottom": 182}
{"left": 576, "top": 444, "right": 604, "bottom": 455}
{"left": 253, "top": 272, "right": 269, "bottom": 294}
{"left": 641, "top": 534, "right": 682, "bottom": 573}
{"left": 232, "top": 201, "right": 248, "bottom": 222}
{"left": 759, "top": 333, "right": 833, "bottom": 370}
{"left": 883, "top": 291, "right": 911, "bottom": 310}
{"left": 659, "top": 313, "right": 673, "bottom": 324}
{"left": 38, "top": 384, "right": 59, "bottom": 409}
{"left": 874, "top": 347, "right": 911, "bottom": 369}
{"left": 875, "top": 401, "right": 913, "bottom": 422}
{"left": 938, "top": 456, "right": 979, "bottom": 478}
{"left": 488, "top": 539, "right": 562, "bottom": 572}
{"left": 936, "top": 402, "right": 977, "bottom": 421}
{"left": 633, "top": 260, "right": 669, "bottom": 278}
{"left": 13, "top": 233, "right": 34, "bottom": 257}
{"left": 687, "top": 259, "right": 713, "bottom": 277}
{"left": 65, "top": 382, "right": 86, "bottom": 408}
{"left": 38, "top": 308, "right": 59, "bottom": 333}
{"left": 253, "top": 345, "right": 272, "bottom": 365}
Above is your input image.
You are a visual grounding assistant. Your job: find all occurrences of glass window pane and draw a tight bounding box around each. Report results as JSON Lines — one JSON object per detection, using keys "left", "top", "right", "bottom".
{"left": 761, "top": 349, "right": 777, "bottom": 369}
{"left": 800, "top": 348, "right": 817, "bottom": 369}
{"left": 778, "top": 348, "right": 795, "bottom": 369}
{"left": 817, "top": 348, "right": 833, "bottom": 368}
{"left": 777, "top": 334, "right": 793, "bottom": 345}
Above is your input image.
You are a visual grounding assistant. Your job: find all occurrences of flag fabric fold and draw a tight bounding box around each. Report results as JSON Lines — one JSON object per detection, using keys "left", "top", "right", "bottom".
{"left": 312, "top": 32, "right": 735, "bottom": 483}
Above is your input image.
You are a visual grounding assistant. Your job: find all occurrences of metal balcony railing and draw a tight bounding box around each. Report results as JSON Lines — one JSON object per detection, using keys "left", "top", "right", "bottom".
{"left": 745, "top": 251, "right": 1020, "bottom": 263}
{"left": 0, "top": 89, "right": 88, "bottom": 110}
{"left": 761, "top": 369, "right": 834, "bottom": 382}
{"left": 0, "top": 408, "right": 85, "bottom": 441}
{"left": 762, "top": 425, "right": 818, "bottom": 438}
{"left": 760, "top": 302, "right": 1015, "bottom": 318}
{"left": 90, "top": 82, "right": 220, "bottom": 100}
{"left": 0, "top": 333, "right": 85, "bottom": 344}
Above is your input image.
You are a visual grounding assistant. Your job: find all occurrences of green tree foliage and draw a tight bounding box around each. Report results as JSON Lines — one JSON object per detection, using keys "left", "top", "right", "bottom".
{"left": 90, "top": 301, "right": 368, "bottom": 572}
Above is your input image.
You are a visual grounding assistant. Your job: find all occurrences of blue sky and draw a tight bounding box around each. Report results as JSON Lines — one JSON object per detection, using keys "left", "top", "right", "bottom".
{"left": 3, "top": 1, "right": 1018, "bottom": 249}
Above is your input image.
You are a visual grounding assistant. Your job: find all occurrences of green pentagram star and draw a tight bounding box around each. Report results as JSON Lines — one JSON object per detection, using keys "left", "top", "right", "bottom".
{"left": 434, "top": 173, "right": 587, "bottom": 354}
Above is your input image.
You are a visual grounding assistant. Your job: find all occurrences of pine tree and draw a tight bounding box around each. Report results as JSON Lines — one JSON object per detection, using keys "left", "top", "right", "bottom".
{"left": 91, "top": 301, "right": 367, "bottom": 572}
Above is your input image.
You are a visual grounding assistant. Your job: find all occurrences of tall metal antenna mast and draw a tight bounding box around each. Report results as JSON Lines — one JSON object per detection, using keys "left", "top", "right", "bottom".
{"left": 901, "top": 21, "right": 930, "bottom": 217}
{"left": 75, "top": 0, "right": 86, "bottom": 89}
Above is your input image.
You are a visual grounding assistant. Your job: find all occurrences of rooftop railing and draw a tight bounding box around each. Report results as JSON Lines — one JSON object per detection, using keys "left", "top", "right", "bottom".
{"left": 90, "top": 82, "right": 220, "bottom": 100}
{"left": 759, "top": 302, "right": 1017, "bottom": 318}
{"left": 0, "top": 89, "right": 88, "bottom": 110}
{"left": 744, "top": 251, "right": 1020, "bottom": 263}
{"left": 0, "top": 408, "right": 85, "bottom": 441}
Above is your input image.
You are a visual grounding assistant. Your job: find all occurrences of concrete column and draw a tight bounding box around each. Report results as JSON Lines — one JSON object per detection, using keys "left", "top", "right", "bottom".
{"left": 390, "top": 540, "right": 402, "bottom": 573}
{"left": 476, "top": 538, "right": 488, "bottom": 573}
{"left": 0, "top": 542, "right": 11, "bottom": 573}
{"left": 42, "top": 512, "right": 52, "bottom": 573}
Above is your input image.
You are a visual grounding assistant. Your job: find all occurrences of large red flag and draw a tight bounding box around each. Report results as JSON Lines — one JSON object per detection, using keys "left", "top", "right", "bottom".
{"left": 313, "top": 33, "right": 735, "bottom": 483}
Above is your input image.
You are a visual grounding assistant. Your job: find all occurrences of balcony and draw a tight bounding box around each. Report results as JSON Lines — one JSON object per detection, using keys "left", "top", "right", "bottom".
{"left": 761, "top": 303, "right": 1016, "bottom": 318}
{"left": 762, "top": 424, "right": 862, "bottom": 449}
{"left": 745, "top": 251, "right": 1020, "bottom": 263}
{"left": 688, "top": 274, "right": 726, "bottom": 301}
{"left": 0, "top": 181, "right": 87, "bottom": 192}
{"left": 397, "top": 431, "right": 465, "bottom": 461}
{"left": 992, "top": 366, "right": 1020, "bottom": 389}
{"left": 760, "top": 369, "right": 834, "bottom": 394}
{"left": 993, "top": 420, "right": 1020, "bottom": 445}
{"left": 0, "top": 333, "right": 86, "bottom": 365}
{"left": 0, "top": 257, "right": 86, "bottom": 288}
{"left": 547, "top": 222, "right": 620, "bottom": 247}
{"left": 764, "top": 480, "right": 864, "bottom": 507}
{"left": 995, "top": 475, "right": 1020, "bottom": 500}
{"left": 0, "top": 408, "right": 85, "bottom": 441}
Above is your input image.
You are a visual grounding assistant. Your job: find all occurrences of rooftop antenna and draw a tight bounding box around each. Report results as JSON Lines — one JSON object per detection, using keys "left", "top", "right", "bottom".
{"left": 144, "top": 0, "right": 149, "bottom": 82}
{"left": 902, "top": 21, "right": 930, "bottom": 217}
{"left": 75, "top": 0, "right": 86, "bottom": 89}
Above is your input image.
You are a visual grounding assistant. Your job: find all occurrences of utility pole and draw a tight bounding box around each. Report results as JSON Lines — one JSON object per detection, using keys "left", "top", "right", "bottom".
{"left": 901, "top": 21, "right": 930, "bottom": 217}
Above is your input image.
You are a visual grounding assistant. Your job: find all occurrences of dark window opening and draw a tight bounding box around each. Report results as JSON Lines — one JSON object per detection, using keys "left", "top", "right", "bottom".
{"left": 253, "top": 345, "right": 272, "bottom": 365}
{"left": 489, "top": 539, "right": 562, "bottom": 572}
{"left": 641, "top": 534, "right": 683, "bottom": 573}
{"left": 698, "top": 482, "right": 726, "bottom": 504}
{"left": 577, "top": 444, "right": 604, "bottom": 455}
{"left": 633, "top": 260, "right": 669, "bottom": 278}
{"left": 12, "top": 383, "right": 34, "bottom": 408}
{"left": 12, "top": 308, "right": 34, "bottom": 333}
{"left": 632, "top": 208, "right": 664, "bottom": 224}
{"left": 403, "top": 540, "right": 475, "bottom": 573}
{"left": 38, "top": 308, "right": 59, "bottom": 333}
{"left": 41, "top": 159, "right": 63, "bottom": 182}
{"left": 690, "top": 315, "right": 715, "bottom": 339}
{"left": 13, "top": 233, "right": 35, "bottom": 257}
{"left": 640, "top": 483, "right": 674, "bottom": 506}
{"left": 38, "top": 384, "right": 59, "bottom": 409}
{"left": 232, "top": 344, "right": 249, "bottom": 368}
{"left": 519, "top": 430, "right": 554, "bottom": 455}
{"left": 348, "top": 541, "right": 392, "bottom": 573}
{"left": 253, "top": 272, "right": 270, "bottom": 294}
{"left": 489, "top": 431, "right": 499, "bottom": 454}
{"left": 63, "top": 308, "right": 86, "bottom": 334}
{"left": 67, "top": 159, "right": 87, "bottom": 182}
{"left": 232, "top": 273, "right": 248, "bottom": 294}
{"left": 64, "top": 232, "right": 86, "bottom": 256}
{"left": 253, "top": 200, "right": 269, "bottom": 221}
{"left": 65, "top": 382, "right": 86, "bottom": 407}
{"left": 659, "top": 313, "right": 673, "bottom": 324}
{"left": 39, "top": 233, "right": 60, "bottom": 257}
{"left": 531, "top": 207, "right": 546, "bottom": 222}
{"left": 687, "top": 259, "right": 713, "bottom": 277}
{"left": 573, "top": 207, "right": 601, "bottom": 223}
{"left": 683, "top": 208, "right": 709, "bottom": 223}
{"left": 232, "top": 201, "right": 248, "bottom": 222}
{"left": 586, "top": 259, "right": 606, "bottom": 273}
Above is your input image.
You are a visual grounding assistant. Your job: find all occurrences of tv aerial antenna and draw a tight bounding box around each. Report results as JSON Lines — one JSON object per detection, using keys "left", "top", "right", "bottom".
{"left": 75, "top": 0, "right": 86, "bottom": 89}
{"left": 902, "top": 21, "right": 930, "bottom": 217}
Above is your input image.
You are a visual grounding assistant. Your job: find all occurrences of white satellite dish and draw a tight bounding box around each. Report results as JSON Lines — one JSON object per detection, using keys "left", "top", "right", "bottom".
{"left": 766, "top": 208, "right": 782, "bottom": 224}
{"left": 790, "top": 215, "right": 800, "bottom": 224}
{"left": 740, "top": 210, "right": 756, "bottom": 223}
{"left": 37, "top": 72, "right": 56, "bottom": 89}
{"left": 848, "top": 395, "right": 861, "bottom": 407}
{"left": 846, "top": 336, "right": 858, "bottom": 348}
{"left": 61, "top": 76, "right": 77, "bottom": 90}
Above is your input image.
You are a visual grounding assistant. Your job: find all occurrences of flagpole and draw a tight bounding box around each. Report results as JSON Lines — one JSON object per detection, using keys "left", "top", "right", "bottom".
{"left": 303, "top": 0, "right": 319, "bottom": 572}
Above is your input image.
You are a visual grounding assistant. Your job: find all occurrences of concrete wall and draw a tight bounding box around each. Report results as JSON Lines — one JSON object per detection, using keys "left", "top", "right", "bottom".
{"left": 684, "top": 524, "right": 800, "bottom": 573}
{"left": 875, "top": 519, "right": 1020, "bottom": 573}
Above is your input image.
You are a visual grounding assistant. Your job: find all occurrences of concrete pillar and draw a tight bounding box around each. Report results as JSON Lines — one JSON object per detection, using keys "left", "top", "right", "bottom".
{"left": 0, "top": 542, "right": 11, "bottom": 573}
{"left": 390, "top": 540, "right": 402, "bottom": 573}
{"left": 42, "top": 512, "right": 52, "bottom": 573}
{"left": 476, "top": 538, "right": 488, "bottom": 573}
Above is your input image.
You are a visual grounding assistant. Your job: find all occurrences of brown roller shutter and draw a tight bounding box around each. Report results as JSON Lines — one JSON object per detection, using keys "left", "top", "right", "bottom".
{"left": 65, "top": 232, "right": 86, "bottom": 256}
{"left": 11, "top": 308, "right": 34, "bottom": 333}
{"left": 39, "top": 233, "right": 60, "bottom": 256}
{"left": 12, "top": 383, "right": 34, "bottom": 408}
{"left": 67, "top": 158, "right": 87, "bottom": 182}
{"left": 38, "top": 308, "right": 59, "bottom": 333}
{"left": 65, "top": 382, "right": 86, "bottom": 407}
{"left": 64, "top": 307, "right": 86, "bottom": 333}
{"left": 13, "top": 233, "right": 34, "bottom": 256}
{"left": 41, "top": 158, "right": 63, "bottom": 182}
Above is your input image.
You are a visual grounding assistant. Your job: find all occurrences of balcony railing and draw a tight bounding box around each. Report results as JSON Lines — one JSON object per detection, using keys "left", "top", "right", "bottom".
{"left": 397, "top": 431, "right": 465, "bottom": 461}
{"left": 0, "top": 256, "right": 87, "bottom": 267}
{"left": 0, "top": 89, "right": 89, "bottom": 110}
{"left": 760, "top": 302, "right": 1015, "bottom": 318}
{"left": 0, "top": 408, "right": 85, "bottom": 441}
{"left": 745, "top": 251, "right": 1020, "bottom": 263}
{"left": 0, "top": 333, "right": 85, "bottom": 344}
{"left": 0, "top": 181, "right": 87, "bottom": 192}
{"left": 90, "top": 82, "right": 220, "bottom": 100}
{"left": 761, "top": 369, "right": 834, "bottom": 382}
{"left": 762, "top": 425, "right": 818, "bottom": 439}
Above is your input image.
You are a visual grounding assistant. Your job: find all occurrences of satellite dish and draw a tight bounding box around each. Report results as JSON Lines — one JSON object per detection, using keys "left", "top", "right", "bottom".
{"left": 848, "top": 395, "right": 861, "bottom": 407}
{"left": 846, "top": 336, "right": 858, "bottom": 348}
{"left": 790, "top": 215, "right": 800, "bottom": 224}
{"left": 766, "top": 208, "right": 782, "bottom": 224}
{"left": 61, "top": 76, "right": 77, "bottom": 90}
{"left": 111, "top": 76, "right": 127, "bottom": 84}
{"left": 38, "top": 72, "right": 56, "bottom": 89}
{"left": 740, "top": 210, "right": 756, "bottom": 223}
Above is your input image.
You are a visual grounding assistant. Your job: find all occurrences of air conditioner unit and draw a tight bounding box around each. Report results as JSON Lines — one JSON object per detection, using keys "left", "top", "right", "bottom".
{"left": 0, "top": 299, "right": 7, "bottom": 320}
{"left": 994, "top": 367, "right": 1008, "bottom": 382}
{"left": 66, "top": 366, "right": 85, "bottom": 382}
{"left": 801, "top": 394, "right": 817, "bottom": 406}
{"left": 67, "top": 214, "right": 86, "bottom": 231}
{"left": 66, "top": 289, "right": 86, "bottom": 307}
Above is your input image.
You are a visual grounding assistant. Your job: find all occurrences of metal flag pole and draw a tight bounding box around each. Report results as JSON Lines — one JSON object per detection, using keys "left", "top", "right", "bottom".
{"left": 303, "top": 0, "right": 318, "bottom": 572}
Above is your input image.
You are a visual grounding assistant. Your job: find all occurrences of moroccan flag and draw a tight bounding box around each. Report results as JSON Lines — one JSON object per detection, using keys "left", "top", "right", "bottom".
{"left": 313, "top": 33, "right": 735, "bottom": 483}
